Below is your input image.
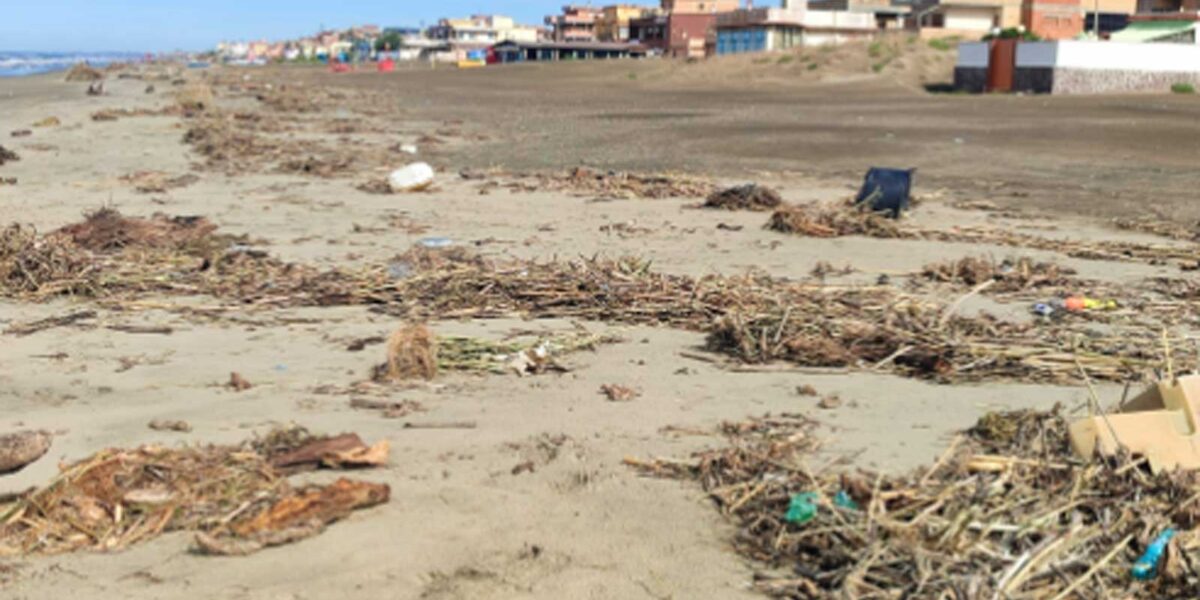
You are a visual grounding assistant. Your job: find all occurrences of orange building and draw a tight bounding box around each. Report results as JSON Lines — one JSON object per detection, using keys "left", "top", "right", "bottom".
{"left": 1024, "top": 0, "right": 1085, "bottom": 39}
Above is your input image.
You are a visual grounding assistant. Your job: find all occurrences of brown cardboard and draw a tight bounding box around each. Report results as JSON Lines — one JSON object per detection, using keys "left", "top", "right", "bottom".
{"left": 1069, "top": 375, "right": 1200, "bottom": 472}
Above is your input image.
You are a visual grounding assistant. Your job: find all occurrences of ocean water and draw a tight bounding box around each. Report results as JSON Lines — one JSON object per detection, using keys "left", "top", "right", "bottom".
{"left": 0, "top": 51, "right": 145, "bottom": 78}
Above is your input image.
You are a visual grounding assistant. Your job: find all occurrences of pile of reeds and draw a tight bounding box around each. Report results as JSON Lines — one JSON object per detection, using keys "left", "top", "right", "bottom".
{"left": 1114, "top": 216, "right": 1200, "bottom": 243}
{"left": 511, "top": 167, "right": 716, "bottom": 200}
{"left": 0, "top": 224, "right": 98, "bottom": 296}
{"left": 767, "top": 203, "right": 904, "bottom": 239}
{"left": 2, "top": 215, "right": 1192, "bottom": 384}
{"left": 630, "top": 408, "right": 1200, "bottom": 599}
{"left": 919, "top": 256, "right": 1077, "bottom": 293}
{"left": 64, "top": 63, "right": 103, "bottom": 82}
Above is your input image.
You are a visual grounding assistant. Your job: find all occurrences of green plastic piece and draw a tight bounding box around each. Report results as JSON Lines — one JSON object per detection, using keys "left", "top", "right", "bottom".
{"left": 785, "top": 492, "right": 819, "bottom": 524}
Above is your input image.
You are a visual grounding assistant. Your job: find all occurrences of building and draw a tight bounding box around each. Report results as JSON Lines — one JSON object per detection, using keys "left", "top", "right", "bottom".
{"left": 429, "top": 15, "right": 540, "bottom": 60}
{"left": 493, "top": 40, "right": 650, "bottom": 62}
{"left": 807, "top": 0, "right": 912, "bottom": 29}
{"left": 716, "top": 7, "right": 806, "bottom": 53}
{"left": 714, "top": 5, "right": 877, "bottom": 54}
{"left": 663, "top": 0, "right": 741, "bottom": 58}
{"left": 630, "top": 13, "right": 671, "bottom": 51}
{"left": 546, "top": 5, "right": 604, "bottom": 41}
{"left": 912, "top": 0, "right": 1087, "bottom": 39}
{"left": 597, "top": 5, "right": 656, "bottom": 40}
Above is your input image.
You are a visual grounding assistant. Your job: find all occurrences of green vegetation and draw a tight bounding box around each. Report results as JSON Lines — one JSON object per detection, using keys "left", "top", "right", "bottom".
{"left": 627, "top": 71, "right": 637, "bottom": 80}
{"left": 753, "top": 56, "right": 771, "bottom": 64}
{"left": 929, "top": 38, "right": 954, "bottom": 51}
{"left": 375, "top": 31, "right": 403, "bottom": 52}
{"left": 868, "top": 41, "right": 885, "bottom": 58}
{"left": 808, "top": 62, "right": 819, "bottom": 71}
{"left": 777, "top": 55, "right": 795, "bottom": 65}
{"left": 982, "top": 28, "right": 1040, "bottom": 41}
{"left": 1172, "top": 82, "right": 1196, "bottom": 94}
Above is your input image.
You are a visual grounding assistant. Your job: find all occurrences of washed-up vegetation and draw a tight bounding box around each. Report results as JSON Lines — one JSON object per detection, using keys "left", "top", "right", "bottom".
{"left": 630, "top": 408, "right": 1200, "bottom": 599}
{"left": 0, "top": 429, "right": 388, "bottom": 557}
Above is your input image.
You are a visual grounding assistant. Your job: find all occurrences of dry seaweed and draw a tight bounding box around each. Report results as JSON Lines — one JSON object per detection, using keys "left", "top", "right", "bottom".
{"left": 920, "top": 256, "right": 1076, "bottom": 293}
{"left": 704, "top": 184, "right": 783, "bottom": 211}
{"left": 767, "top": 203, "right": 903, "bottom": 238}
{"left": 492, "top": 167, "right": 715, "bottom": 200}
{"left": 0, "top": 431, "right": 388, "bottom": 557}
{"left": 630, "top": 408, "right": 1200, "bottom": 599}
{"left": 64, "top": 63, "right": 103, "bottom": 82}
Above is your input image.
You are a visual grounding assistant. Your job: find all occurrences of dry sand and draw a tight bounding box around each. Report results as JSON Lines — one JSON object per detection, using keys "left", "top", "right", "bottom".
{"left": 0, "top": 54, "right": 1192, "bottom": 599}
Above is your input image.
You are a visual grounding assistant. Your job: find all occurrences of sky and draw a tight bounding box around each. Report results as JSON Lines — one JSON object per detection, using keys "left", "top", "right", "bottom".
{"left": 0, "top": 1, "right": 572, "bottom": 53}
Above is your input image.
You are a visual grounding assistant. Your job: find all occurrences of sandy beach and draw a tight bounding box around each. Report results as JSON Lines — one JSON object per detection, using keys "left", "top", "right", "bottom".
{"left": 1, "top": 47, "right": 1199, "bottom": 599}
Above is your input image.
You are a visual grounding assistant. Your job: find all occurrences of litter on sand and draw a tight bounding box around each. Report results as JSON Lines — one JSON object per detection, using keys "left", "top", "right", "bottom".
{"left": 629, "top": 405, "right": 1200, "bottom": 598}
{"left": 854, "top": 167, "right": 915, "bottom": 218}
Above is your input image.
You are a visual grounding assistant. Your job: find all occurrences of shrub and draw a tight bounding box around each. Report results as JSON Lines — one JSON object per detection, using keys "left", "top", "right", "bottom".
{"left": 1171, "top": 82, "right": 1196, "bottom": 94}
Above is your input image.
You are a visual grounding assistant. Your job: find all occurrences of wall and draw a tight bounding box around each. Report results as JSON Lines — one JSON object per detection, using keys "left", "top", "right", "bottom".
{"left": 1024, "top": 0, "right": 1085, "bottom": 40}
{"left": 943, "top": 6, "right": 999, "bottom": 30}
{"left": 668, "top": 13, "right": 718, "bottom": 57}
{"left": 958, "top": 40, "right": 1200, "bottom": 93}
{"left": 802, "top": 10, "right": 877, "bottom": 28}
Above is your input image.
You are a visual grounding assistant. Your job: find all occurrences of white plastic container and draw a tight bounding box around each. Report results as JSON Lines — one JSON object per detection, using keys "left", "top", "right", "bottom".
{"left": 388, "top": 162, "right": 434, "bottom": 192}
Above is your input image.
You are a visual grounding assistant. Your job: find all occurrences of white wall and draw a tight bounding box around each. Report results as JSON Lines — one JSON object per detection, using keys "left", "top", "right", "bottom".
{"left": 943, "top": 7, "right": 996, "bottom": 31}
{"left": 803, "top": 10, "right": 875, "bottom": 28}
{"left": 1019, "top": 41, "right": 1200, "bottom": 72}
{"left": 957, "top": 41, "right": 990, "bottom": 67}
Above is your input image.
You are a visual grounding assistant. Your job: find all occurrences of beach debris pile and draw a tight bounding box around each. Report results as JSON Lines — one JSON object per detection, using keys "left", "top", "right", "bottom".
{"left": 64, "top": 63, "right": 104, "bottom": 82}
{"left": 0, "top": 428, "right": 389, "bottom": 557}
{"left": 182, "top": 113, "right": 394, "bottom": 178}
{"left": 483, "top": 167, "right": 715, "bottom": 200}
{"left": 1, "top": 213, "right": 1191, "bottom": 384}
{"left": 1113, "top": 216, "right": 1200, "bottom": 243}
{"left": 629, "top": 408, "right": 1200, "bottom": 598}
{"left": 767, "top": 202, "right": 1198, "bottom": 268}
{"left": 703, "top": 184, "right": 783, "bottom": 211}
{"left": 370, "top": 323, "right": 622, "bottom": 381}
{"left": 919, "top": 256, "right": 1077, "bottom": 293}
{"left": 767, "top": 202, "right": 903, "bottom": 238}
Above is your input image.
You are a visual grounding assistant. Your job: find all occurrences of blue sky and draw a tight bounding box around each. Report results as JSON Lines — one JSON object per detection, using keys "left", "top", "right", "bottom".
{"left": 1, "top": 1, "right": 572, "bottom": 53}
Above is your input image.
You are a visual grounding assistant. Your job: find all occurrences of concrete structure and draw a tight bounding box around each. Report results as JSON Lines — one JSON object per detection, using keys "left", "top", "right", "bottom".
{"left": 956, "top": 39, "right": 1200, "bottom": 93}
{"left": 546, "top": 5, "right": 604, "bottom": 41}
{"left": 714, "top": 7, "right": 876, "bottom": 53}
{"left": 597, "top": 5, "right": 656, "bottom": 40}
{"left": 493, "top": 40, "right": 649, "bottom": 62}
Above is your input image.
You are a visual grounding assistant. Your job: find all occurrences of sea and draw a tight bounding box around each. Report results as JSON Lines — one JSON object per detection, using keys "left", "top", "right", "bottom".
{"left": 0, "top": 51, "right": 146, "bottom": 78}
